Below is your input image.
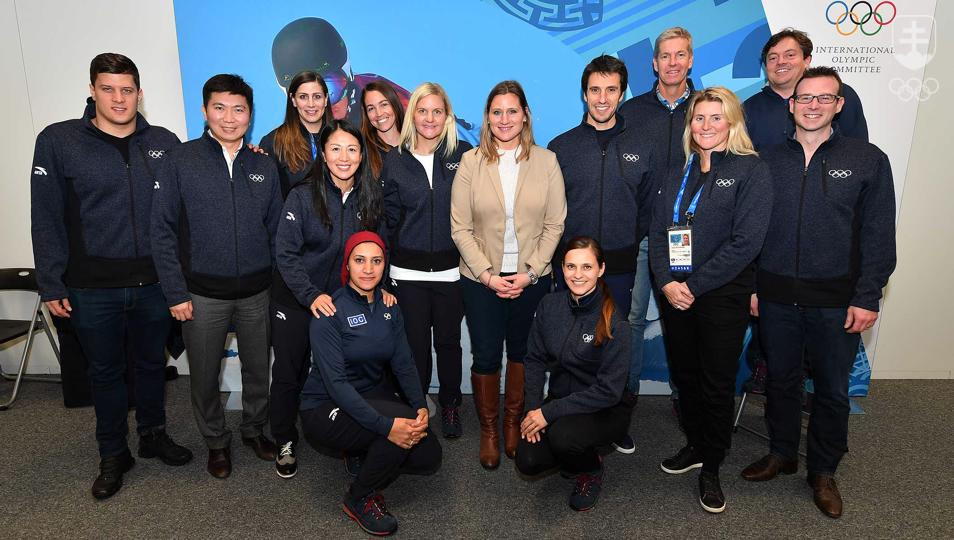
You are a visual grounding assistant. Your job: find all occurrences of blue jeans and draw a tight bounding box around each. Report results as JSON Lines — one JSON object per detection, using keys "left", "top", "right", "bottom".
{"left": 760, "top": 301, "right": 859, "bottom": 475}
{"left": 69, "top": 284, "right": 171, "bottom": 458}
{"left": 626, "top": 237, "right": 650, "bottom": 395}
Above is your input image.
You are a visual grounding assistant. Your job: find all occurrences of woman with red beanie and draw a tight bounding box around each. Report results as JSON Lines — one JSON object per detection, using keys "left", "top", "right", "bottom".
{"left": 299, "top": 232, "right": 441, "bottom": 536}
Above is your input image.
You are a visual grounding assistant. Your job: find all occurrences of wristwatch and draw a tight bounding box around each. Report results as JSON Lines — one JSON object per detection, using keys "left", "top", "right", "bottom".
{"left": 526, "top": 267, "right": 539, "bottom": 285}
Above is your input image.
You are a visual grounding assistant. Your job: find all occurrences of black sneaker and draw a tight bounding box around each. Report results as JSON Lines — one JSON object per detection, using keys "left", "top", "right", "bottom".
{"left": 660, "top": 445, "right": 703, "bottom": 474}
{"left": 699, "top": 471, "right": 726, "bottom": 513}
{"left": 568, "top": 468, "right": 603, "bottom": 511}
{"left": 91, "top": 449, "right": 135, "bottom": 500}
{"left": 441, "top": 406, "right": 462, "bottom": 439}
{"left": 342, "top": 491, "right": 398, "bottom": 536}
{"left": 275, "top": 441, "right": 297, "bottom": 479}
{"left": 612, "top": 434, "right": 636, "bottom": 454}
{"left": 138, "top": 429, "right": 193, "bottom": 466}
{"left": 344, "top": 453, "right": 364, "bottom": 478}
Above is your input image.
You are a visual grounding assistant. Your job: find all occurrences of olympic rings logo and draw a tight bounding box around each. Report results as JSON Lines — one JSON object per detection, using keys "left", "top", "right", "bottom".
{"left": 715, "top": 178, "right": 735, "bottom": 188}
{"left": 828, "top": 169, "right": 853, "bottom": 179}
{"left": 147, "top": 150, "right": 164, "bottom": 159}
{"left": 622, "top": 153, "right": 639, "bottom": 162}
{"left": 889, "top": 77, "right": 940, "bottom": 102}
{"left": 248, "top": 173, "right": 265, "bottom": 182}
{"left": 446, "top": 162, "right": 460, "bottom": 170}
{"left": 825, "top": 1, "right": 896, "bottom": 36}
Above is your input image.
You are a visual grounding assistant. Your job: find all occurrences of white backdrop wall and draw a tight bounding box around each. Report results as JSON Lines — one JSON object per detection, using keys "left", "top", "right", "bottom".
{"left": 1, "top": 0, "right": 950, "bottom": 381}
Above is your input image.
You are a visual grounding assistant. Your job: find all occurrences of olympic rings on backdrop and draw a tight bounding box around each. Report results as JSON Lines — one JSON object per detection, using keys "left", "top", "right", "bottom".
{"left": 888, "top": 77, "right": 940, "bottom": 102}
{"left": 825, "top": 1, "right": 896, "bottom": 36}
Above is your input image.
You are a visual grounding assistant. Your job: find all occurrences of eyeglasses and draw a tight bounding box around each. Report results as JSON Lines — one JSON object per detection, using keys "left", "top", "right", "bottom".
{"left": 792, "top": 94, "right": 842, "bottom": 104}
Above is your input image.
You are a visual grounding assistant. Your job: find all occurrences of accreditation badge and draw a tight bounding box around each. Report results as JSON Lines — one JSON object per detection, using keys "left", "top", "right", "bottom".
{"left": 668, "top": 226, "right": 692, "bottom": 273}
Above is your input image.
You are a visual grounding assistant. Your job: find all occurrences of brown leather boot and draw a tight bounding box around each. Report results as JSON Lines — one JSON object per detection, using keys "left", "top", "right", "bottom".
{"left": 503, "top": 361, "right": 525, "bottom": 459}
{"left": 472, "top": 371, "right": 501, "bottom": 470}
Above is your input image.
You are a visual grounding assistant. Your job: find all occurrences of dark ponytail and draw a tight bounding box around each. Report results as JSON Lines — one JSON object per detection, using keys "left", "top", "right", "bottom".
{"left": 563, "top": 236, "right": 616, "bottom": 346}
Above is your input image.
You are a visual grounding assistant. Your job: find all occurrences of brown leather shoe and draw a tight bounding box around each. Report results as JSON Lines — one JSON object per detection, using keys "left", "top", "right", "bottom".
{"left": 242, "top": 435, "right": 278, "bottom": 461}
{"left": 502, "top": 361, "right": 525, "bottom": 460}
{"left": 808, "top": 473, "right": 843, "bottom": 518}
{"left": 472, "top": 371, "right": 501, "bottom": 470}
{"left": 207, "top": 448, "right": 231, "bottom": 479}
{"left": 741, "top": 454, "right": 798, "bottom": 481}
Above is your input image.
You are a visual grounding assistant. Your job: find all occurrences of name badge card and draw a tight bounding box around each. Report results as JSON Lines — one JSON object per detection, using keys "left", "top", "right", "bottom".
{"left": 668, "top": 226, "right": 692, "bottom": 273}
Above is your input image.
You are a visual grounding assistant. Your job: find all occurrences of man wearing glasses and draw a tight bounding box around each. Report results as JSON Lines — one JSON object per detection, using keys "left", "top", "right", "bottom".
{"left": 743, "top": 28, "right": 868, "bottom": 151}
{"left": 742, "top": 67, "right": 896, "bottom": 519}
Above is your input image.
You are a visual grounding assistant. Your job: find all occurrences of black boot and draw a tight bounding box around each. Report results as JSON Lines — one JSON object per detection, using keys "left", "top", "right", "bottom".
{"left": 91, "top": 449, "right": 135, "bottom": 500}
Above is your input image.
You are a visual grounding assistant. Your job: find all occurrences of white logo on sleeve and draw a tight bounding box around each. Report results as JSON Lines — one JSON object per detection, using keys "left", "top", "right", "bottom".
{"left": 33, "top": 166, "right": 47, "bottom": 176}
{"left": 582, "top": 333, "right": 594, "bottom": 343}
{"left": 153, "top": 181, "right": 160, "bottom": 189}
{"left": 276, "top": 311, "right": 286, "bottom": 321}
{"left": 285, "top": 211, "right": 296, "bottom": 221}
{"left": 329, "top": 408, "right": 339, "bottom": 421}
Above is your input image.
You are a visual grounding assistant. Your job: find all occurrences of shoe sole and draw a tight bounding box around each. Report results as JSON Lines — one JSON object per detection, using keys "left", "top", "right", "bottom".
{"left": 612, "top": 443, "right": 636, "bottom": 455}
{"left": 342, "top": 504, "right": 396, "bottom": 536}
{"left": 137, "top": 447, "right": 192, "bottom": 467}
{"left": 443, "top": 432, "right": 461, "bottom": 439}
{"left": 700, "top": 497, "right": 726, "bottom": 514}
{"left": 275, "top": 466, "right": 297, "bottom": 479}
{"left": 660, "top": 461, "right": 703, "bottom": 475}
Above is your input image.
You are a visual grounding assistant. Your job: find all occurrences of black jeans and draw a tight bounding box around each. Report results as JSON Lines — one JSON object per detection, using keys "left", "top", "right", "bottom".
{"left": 68, "top": 284, "right": 171, "bottom": 458}
{"left": 269, "top": 300, "right": 312, "bottom": 444}
{"left": 659, "top": 291, "right": 749, "bottom": 472}
{"left": 760, "top": 301, "right": 859, "bottom": 475}
{"left": 300, "top": 384, "right": 442, "bottom": 498}
{"left": 515, "top": 402, "right": 631, "bottom": 475}
{"left": 460, "top": 275, "right": 551, "bottom": 375}
{"left": 390, "top": 279, "right": 463, "bottom": 408}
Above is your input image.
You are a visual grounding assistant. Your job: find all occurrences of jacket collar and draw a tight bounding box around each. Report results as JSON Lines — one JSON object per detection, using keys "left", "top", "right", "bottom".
{"left": 343, "top": 283, "right": 382, "bottom": 304}
{"left": 650, "top": 78, "right": 696, "bottom": 109}
{"left": 82, "top": 96, "right": 150, "bottom": 135}
{"left": 784, "top": 124, "right": 842, "bottom": 152}
{"left": 202, "top": 129, "right": 247, "bottom": 158}
{"left": 567, "top": 286, "right": 601, "bottom": 314}
{"left": 579, "top": 112, "right": 626, "bottom": 134}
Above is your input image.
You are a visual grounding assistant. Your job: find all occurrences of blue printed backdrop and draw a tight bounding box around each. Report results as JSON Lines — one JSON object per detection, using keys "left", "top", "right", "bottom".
{"left": 173, "top": 0, "right": 870, "bottom": 396}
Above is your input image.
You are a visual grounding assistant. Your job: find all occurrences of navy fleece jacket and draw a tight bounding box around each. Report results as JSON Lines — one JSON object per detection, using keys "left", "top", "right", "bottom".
{"left": 151, "top": 132, "right": 282, "bottom": 305}
{"left": 30, "top": 100, "right": 180, "bottom": 300}
{"left": 300, "top": 287, "right": 425, "bottom": 436}
{"left": 618, "top": 79, "right": 696, "bottom": 170}
{"left": 650, "top": 151, "right": 773, "bottom": 297}
{"left": 758, "top": 131, "right": 896, "bottom": 311}
{"left": 524, "top": 289, "right": 630, "bottom": 422}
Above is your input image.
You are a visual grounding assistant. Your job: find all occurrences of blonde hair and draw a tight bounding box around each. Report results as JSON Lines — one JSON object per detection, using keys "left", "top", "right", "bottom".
{"left": 682, "top": 86, "right": 757, "bottom": 168}
{"left": 654, "top": 26, "right": 694, "bottom": 57}
{"left": 398, "top": 82, "right": 459, "bottom": 158}
{"left": 479, "top": 80, "right": 535, "bottom": 163}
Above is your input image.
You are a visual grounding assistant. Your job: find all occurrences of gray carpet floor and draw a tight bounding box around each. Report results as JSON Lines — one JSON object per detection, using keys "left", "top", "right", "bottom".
{"left": 1, "top": 378, "right": 951, "bottom": 539}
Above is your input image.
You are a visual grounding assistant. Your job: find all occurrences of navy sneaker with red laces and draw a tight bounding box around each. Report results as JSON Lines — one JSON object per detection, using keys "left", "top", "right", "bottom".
{"left": 342, "top": 491, "right": 398, "bottom": 536}
{"left": 568, "top": 466, "right": 604, "bottom": 511}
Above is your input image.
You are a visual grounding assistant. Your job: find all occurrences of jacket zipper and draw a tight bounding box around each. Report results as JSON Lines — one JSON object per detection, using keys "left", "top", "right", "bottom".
{"left": 598, "top": 147, "right": 606, "bottom": 243}
{"left": 125, "top": 161, "right": 140, "bottom": 259}
{"left": 794, "top": 162, "right": 809, "bottom": 305}
{"left": 558, "top": 311, "right": 579, "bottom": 363}
{"left": 230, "top": 159, "right": 240, "bottom": 292}
{"left": 821, "top": 158, "right": 829, "bottom": 196}
{"left": 325, "top": 190, "right": 346, "bottom": 292}
{"left": 429, "top": 159, "right": 436, "bottom": 271}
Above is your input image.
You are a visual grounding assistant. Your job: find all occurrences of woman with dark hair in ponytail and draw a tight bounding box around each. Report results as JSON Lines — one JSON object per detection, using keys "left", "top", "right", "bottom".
{"left": 515, "top": 236, "right": 631, "bottom": 512}
{"left": 260, "top": 70, "right": 335, "bottom": 196}
{"left": 360, "top": 81, "right": 405, "bottom": 181}
{"left": 271, "top": 118, "right": 391, "bottom": 479}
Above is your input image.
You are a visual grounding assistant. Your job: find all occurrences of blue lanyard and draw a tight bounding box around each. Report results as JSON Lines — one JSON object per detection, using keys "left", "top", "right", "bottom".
{"left": 672, "top": 153, "right": 703, "bottom": 225}
{"left": 309, "top": 134, "right": 318, "bottom": 161}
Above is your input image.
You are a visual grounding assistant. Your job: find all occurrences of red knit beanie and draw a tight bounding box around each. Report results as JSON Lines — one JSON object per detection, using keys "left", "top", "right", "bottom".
{"left": 341, "top": 231, "right": 387, "bottom": 286}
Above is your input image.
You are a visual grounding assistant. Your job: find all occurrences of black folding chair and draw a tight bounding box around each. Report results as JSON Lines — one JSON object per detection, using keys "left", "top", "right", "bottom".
{"left": 0, "top": 268, "right": 61, "bottom": 410}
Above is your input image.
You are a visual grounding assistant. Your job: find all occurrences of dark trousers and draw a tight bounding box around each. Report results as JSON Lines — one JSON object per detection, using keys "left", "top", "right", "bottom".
{"left": 659, "top": 291, "right": 749, "bottom": 472}
{"left": 182, "top": 290, "right": 270, "bottom": 449}
{"left": 269, "top": 300, "right": 312, "bottom": 444}
{"left": 760, "top": 301, "right": 859, "bottom": 475}
{"left": 515, "top": 403, "right": 631, "bottom": 475}
{"left": 460, "top": 275, "right": 551, "bottom": 375}
{"left": 390, "top": 279, "right": 463, "bottom": 408}
{"left": 68, "top": 284, "right": 171, "bottom": 458}
{"left": 554, "top": 266, "right": 635, "bottom": 321}
{"left": 300, "top": 384, "right": 442, "bottom": 498}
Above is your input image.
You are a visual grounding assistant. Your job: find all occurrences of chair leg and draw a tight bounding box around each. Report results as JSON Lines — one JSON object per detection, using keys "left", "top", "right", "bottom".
{"left": 0, "top": 324, "right": 37, "bottom": 411}
{"left": 732, "top": 392, "right": 748, "bottom": 433}
{"left": 0, "top": 301, "right": 60, "bottom": 411}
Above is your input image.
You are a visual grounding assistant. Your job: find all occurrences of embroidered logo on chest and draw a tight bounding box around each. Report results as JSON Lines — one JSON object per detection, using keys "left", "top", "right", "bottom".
{"left": 347, "top": 314, "right": 368, "bottom": 327}
{"left": 445, "top": 162, "right": 460, "bottom": 170}
{"left": 715, "top": 178, "right": 735, "bottom": 188}
{"left": 622, "top": 153, "right": 639, "bottom": 162}
{"left": 828, "top": 169, "right": 852, "bottom": 179}
{"left": 383, "top": 312, "right": 391, "bottom": 320}
{"left": 147, "top": 150, "right": 165, "bottom": 159}
{"left": 248, "top": 173, "right": 265, "bottom": 182}
{"left": 582, "top": 333, "right": 594, "bottom": 343}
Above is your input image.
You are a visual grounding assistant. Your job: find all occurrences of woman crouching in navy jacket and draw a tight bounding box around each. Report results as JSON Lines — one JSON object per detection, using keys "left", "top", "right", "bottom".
{"left": 299, "top": 231, "right": 440, "bottom": 536}
{"left": 516, "top": 236, "right": 631, "bottom": 512}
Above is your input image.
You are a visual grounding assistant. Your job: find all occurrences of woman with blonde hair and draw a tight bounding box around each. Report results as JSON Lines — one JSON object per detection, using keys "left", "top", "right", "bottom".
{"left": 381, "top": 82, "right": 473, "bottom": 438}
{"left": 451, "top": 80, "right": 565, "bottom": 469}
{"left": 649, "top": 86, "right": 772, "bottom": 513}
